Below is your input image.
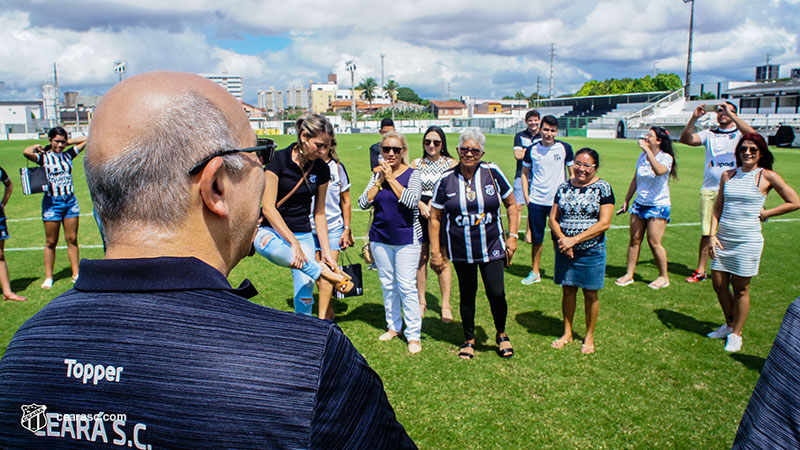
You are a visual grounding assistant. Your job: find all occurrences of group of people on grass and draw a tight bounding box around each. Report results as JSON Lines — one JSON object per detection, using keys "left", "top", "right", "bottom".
{"left": 4, "top": 104, "right": 799, "bottom": 358}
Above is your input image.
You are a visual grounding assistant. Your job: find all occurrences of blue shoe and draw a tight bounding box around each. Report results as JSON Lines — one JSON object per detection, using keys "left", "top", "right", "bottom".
{"left": 521, "top": 271, "right": 541, "bottom": 285}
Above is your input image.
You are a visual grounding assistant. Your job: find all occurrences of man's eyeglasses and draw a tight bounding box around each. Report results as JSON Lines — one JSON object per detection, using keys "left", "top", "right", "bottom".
{"left": 458, "top": 147, "right": 482, "bottom": 156}
{"left": 423, "top": 139, "right": 442, "bottom": 147}
{"left": 188, "top": 138, "right": 276, "bottom": 175}
{"left": 381, "top": 146, "right": 403, "bottom": 154}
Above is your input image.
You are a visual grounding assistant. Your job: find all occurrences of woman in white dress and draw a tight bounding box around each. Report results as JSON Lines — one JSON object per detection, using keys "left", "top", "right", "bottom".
{"left": 708, "top": 133, "right": 800, "bottom": 352}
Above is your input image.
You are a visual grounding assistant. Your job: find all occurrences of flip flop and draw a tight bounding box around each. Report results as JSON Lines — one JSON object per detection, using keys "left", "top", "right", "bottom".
{"left": 458, "top": 342, "right": 475, "bottom": 359}
{"left": 648, "top": 280, "right": 670, "bottom": 290}
{"left": 441, "top": 307, "right": 453, "bottom": 323}
{"left": 615, "top": 277, "right": 633, "bottom": 287}
{"left": 551, "top": 338, "right": 573, "bottom": 349}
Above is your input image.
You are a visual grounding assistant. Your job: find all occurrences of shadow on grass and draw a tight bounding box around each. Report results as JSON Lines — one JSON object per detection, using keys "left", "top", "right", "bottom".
{"left": 336, "top": 302, "right": 387, "bottom": 331}
{"left": 654, "top": 308, "right": 718, "bottom": 336}
{"left": 11, "top": 277, "right": 38, "bottom": 292}
{"left": 53, "top": 267, "right": 74, "bottom": 283}
{"left": 515, "top": 310, "right": 563, "bottom": 338}
{"left": 729, "top": 353, "right": 766, "bottom": 372}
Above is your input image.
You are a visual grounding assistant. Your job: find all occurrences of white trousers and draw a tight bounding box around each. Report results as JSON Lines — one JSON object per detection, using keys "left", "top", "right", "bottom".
{"left": 371, "top": 241, "right": 422, "bottom": 341}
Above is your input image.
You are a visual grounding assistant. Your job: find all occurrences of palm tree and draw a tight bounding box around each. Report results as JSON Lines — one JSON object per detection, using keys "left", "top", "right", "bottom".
{"left": 383, "top": 79, "right": 399, "bottom": 107}
{"left": 356, "top": 77, "right": 378, "bottom": 112}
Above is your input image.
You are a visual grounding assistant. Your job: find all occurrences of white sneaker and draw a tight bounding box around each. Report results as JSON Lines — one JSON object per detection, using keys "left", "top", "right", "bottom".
{"left": 707, "top": 324, "right": 732, "bottom": 339}
{"left": 724, "top": 333, "right": 743, "bottom": 352}
{"left": 41, "top": 278, "right": 53, "bottom": 289}
{"left": 521, "top": 271, "right": 541, "bottom": 285}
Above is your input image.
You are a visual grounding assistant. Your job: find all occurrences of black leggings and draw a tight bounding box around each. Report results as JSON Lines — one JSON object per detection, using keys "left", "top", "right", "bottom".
{"left": 452, "top": 259, "right": 507, "bottom": 341}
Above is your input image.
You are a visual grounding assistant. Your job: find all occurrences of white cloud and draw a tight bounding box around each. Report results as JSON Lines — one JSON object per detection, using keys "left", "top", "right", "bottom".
{"left": 0, "top": 1, "right": 797, "bottom": 103}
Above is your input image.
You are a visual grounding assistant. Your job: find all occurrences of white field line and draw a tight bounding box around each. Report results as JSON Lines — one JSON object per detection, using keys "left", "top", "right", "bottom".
{"left": 6, "top": 215, "right": 797, "bottom": 249}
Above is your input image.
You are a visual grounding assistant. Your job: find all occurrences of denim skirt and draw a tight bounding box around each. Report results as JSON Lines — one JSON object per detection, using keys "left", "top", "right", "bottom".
{"left": 553, "top": 240, "right": 607, "bottom": 290}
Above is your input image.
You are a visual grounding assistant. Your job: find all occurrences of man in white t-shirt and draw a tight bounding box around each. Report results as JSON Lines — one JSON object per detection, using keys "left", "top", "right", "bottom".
{"left": 520, "top": 115, "right": 573, "bottom": 285}
{"left": 513, "top": 110, "right": 541, "bottom": 243}
{"left": 679, "top": 102, "right": 754, "bottom": 289}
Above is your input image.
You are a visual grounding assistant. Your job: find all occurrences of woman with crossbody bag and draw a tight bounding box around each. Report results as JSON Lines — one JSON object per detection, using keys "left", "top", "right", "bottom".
{"left": 255, "top": 115, "right": 353, "bottom": 315}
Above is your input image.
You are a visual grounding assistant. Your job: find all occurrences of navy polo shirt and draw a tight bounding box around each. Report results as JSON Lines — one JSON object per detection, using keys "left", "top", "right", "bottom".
{"left": 266, "top": 144, "right": 331, "bottom": 233}
{"left": 0, "top": 257, "right": 416, "bottom": 449}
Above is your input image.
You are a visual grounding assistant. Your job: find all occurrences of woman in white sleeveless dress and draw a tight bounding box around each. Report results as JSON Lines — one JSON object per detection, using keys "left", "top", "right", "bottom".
{"left": 708, "top": 133, "right": 800, "bottom": 352}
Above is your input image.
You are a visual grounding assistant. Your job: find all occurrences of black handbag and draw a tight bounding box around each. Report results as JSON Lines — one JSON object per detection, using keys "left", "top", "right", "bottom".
{"left": 335, "top": 249, "right": 363, "bottom": 299}
{"left": 20, "top": 165, "right": 49, "bottom": 195}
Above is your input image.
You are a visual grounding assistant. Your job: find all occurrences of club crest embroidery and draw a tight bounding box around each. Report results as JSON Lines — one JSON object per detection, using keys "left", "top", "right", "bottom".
{"left": 309, "top": 174, "right": 317, "bottom": 184}
{"left": 20, "top": 404, "right": 47, "bottom": 433}
{"left": 485, "top": 184, "right": 495, "bottom": 196}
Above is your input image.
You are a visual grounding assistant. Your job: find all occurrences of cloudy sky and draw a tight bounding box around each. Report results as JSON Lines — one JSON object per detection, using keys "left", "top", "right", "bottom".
{"left": 1, "top": 0, "right": 798, "bottom": 104}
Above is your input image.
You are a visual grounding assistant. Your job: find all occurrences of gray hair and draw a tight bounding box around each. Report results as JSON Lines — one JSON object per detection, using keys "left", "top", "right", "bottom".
{"left": 380, "top": 130, "right": 409, "bottom": 165}
{"left": 458, "top": 128, "right": 486, "bottom": 151}
{"left": 85, "top": 91, "right": 245, "bottom": 240}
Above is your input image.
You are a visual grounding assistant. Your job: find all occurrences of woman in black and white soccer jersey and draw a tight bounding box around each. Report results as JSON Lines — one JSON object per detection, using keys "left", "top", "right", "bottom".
{"left": 429, "top": 128, "right": 520, "bottom": 359}
{"left": 23, "top": 127, "right": 85, "bottom": 289}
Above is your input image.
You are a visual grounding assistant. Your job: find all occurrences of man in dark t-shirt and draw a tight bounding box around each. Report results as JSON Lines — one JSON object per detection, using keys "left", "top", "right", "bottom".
{"left": 0, "top": 71, "right": 416, "bottom": 449}
{"left": 370, "top": 118, "right": 395, "bottom": 171}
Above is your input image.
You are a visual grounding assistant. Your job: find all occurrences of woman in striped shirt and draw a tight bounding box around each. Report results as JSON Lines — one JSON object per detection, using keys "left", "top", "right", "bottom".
{"left": 359, "top": 131, "right": 423, "bottom": 354}
{"left": 23, "top": 127, "right": 85, "bottom": 289}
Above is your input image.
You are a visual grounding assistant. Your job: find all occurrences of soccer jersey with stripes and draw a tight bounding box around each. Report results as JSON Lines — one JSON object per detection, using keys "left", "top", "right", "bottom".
{"left": 35, "top": 147, "right": 80, "bottom": 196}
{"left": 431, "top": 162, "right": 513, "bottom": 264}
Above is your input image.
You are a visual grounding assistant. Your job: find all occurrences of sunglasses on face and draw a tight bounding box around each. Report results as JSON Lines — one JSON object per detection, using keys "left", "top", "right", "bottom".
{"left": 740, "top": 146, "right": 759, "bottom": 154}
{"left": 423, "top": 139, "right": 442, "bottom": 147}
{"left": 458, "top": 147, "right": 482, "bottom": 156}
{"left": 381, "top": 146, "right": 403, "bottom": 154}
{"left": 188, "top": 138, "right": 276, "bottom": 175}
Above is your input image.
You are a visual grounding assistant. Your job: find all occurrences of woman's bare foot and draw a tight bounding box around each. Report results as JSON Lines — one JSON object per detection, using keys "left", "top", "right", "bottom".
{"left": 614, "top": 275, "right": 634, "bottom": 287}
{"left": 3, "top": 292, "right": 27, "bottom": 302}
{"left": 441, "top": 307, "right": 453, "bottom": 323}
{"left": 551, "top": 336, "right": 573, "bottom": 349}
{"left": 648, "top": 277, "right": 670, "bottom": 289}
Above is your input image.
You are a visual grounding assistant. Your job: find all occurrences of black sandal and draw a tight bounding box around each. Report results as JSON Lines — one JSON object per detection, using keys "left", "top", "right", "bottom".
{"left": 458, "top": 342, "right": 475, "bottom": 360}
{"left": 496, "top": 335, "right": 514, "bottom": 358}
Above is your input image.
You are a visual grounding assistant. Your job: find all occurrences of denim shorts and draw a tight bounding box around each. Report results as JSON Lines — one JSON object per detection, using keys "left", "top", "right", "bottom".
{"left": 630, "top": 202, "right": 671, "bottom": 222}
{"left": 42, "top": 194, "right": 80, "bottom": 222}
{"left": 553, "top": 240, "right": 607, "bottom": 290}
{"left": 313, "top": 224, "right": 344, "bottom": 252}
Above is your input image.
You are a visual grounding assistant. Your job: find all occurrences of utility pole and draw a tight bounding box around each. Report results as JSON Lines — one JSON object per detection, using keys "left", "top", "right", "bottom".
{"left": 536, "top": 75, "right": 541, "bottom": 107}
{"left": 53, "top": 63, "right": 61, "bottom": 125}
{"left": 684, "top": 0, "right": 695, "bottom": 99}
{"left": 447, "top": 82, "right": 451, "bottom": 101}
{"left": 380, "top": 54, "right": 385, "bottom": 89}
{"left": 346, "top": 60, "right": 357, "bottom": 130}
{"left": 653, "top": 60, "right": 658, "bottom": 77}
{"left": 548, "top": 43, "right": 556, "bottom": 99}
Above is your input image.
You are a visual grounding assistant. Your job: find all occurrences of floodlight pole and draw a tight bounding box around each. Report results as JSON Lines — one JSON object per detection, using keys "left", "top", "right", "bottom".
{"left": 346, "top": 60, "right": 357, "bottom": 130}
{"left": 684, "top": 0, "right": 695, "bottom": 99}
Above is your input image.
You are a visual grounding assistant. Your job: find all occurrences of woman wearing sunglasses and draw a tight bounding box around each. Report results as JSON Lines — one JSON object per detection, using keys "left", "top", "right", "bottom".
{"left": 255, "top": 114, "right": 353, "bottom": 315}
{"left": 410, "top": 126, "right": 457, "bottom": 322}
{"left": 429, "top": 129, "right": 520, "bottom": 359}
{"left": 358, "top": 131, "right": 423, "bottom": 354}
{"left": 615, "top": 126, "right": 677, "bottom": 290}
{"left": 22, "top": 127, "right": 86, "bottom": 289}
{"left": 549, "top": 148, "right": 614, "bottom": 355}
{"left": 707, "top": 133, "right": 799, "bottom": 352}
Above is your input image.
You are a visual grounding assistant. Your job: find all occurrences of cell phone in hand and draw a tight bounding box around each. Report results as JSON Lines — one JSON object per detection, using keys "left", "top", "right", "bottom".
{"left": 616, "top": 207, "right": 626, "bottom": 216}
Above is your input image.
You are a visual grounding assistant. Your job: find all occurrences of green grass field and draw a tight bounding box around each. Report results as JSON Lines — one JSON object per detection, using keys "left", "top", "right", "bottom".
{"left": 1, "top": 133, "right": 799, "bottom": 449}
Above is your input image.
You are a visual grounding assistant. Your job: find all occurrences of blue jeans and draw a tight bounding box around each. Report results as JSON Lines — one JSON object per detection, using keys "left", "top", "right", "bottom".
{"left": 254, "top": 227, "right": 322, "bottom": 315}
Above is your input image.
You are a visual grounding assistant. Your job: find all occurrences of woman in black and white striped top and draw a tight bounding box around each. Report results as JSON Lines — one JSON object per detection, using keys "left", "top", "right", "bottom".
{"left": 23, "top": 127, "right": 85, "bottom": 289}
{"left": 410, "top": 126, "right": 457, "bottom": 322}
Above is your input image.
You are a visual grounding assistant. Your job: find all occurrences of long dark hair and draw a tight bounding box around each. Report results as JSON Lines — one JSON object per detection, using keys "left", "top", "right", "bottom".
{"left": 651, "top": 126, "right": 677, "bottom": 180}
{"left": 735, "top": 133, "right": 773, "bottom": 170}
{"left": 44, "top": 126, "right": 68, "bottom": 151}
{"left": 420, "top": 126, "right": 451, "bottom": 160}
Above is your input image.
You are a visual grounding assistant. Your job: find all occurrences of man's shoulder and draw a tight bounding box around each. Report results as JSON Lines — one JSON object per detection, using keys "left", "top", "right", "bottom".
{"left": 370, "top": 141, "right": 381, "bottom": 151}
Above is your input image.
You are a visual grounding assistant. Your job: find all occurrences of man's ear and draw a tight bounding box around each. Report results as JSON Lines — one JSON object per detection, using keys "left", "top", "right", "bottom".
{"left": 198, "top": 157, "right": 229, "bottom": 219}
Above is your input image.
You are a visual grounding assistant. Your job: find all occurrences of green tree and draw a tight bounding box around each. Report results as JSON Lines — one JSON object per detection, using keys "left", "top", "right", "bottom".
{"left": 653, "top": 73, "right": 683, "bottom": 91}
{"left": 383, "top": 79, "right": 399, "bottom": 106}
{"left": 356, "top": 77, "right": 378, "bottom": 110}
{"left": 572, "top": 72, "right": 684, "bottom": 97}
{"left": 396, "top": 86, "right": 424, "bottom": 104}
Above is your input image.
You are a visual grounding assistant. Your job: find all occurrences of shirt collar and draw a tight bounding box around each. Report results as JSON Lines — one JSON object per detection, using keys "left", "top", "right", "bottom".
{"left": 73, "top": 256, "right": 258, "bottom": 299}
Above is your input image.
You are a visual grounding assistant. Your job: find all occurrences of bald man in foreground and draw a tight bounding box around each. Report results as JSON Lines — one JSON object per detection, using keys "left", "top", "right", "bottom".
{"left": 0, "top": 71, "right": 416, "bottom": 449}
